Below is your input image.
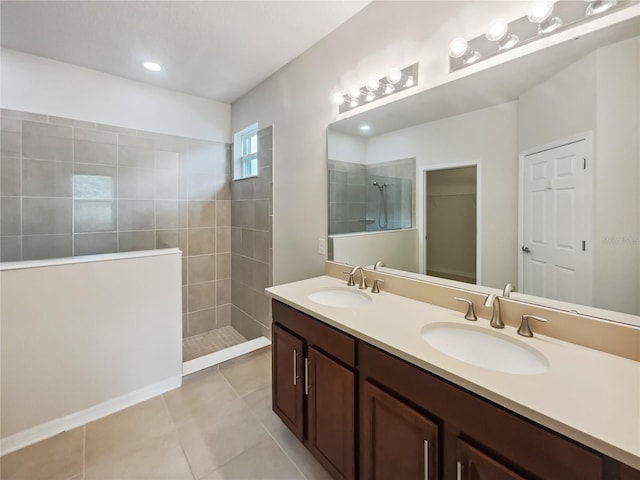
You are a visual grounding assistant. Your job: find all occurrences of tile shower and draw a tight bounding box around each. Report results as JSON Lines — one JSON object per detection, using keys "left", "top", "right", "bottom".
{"left": 0, "top": 108, "right": 273, "bottom": 360}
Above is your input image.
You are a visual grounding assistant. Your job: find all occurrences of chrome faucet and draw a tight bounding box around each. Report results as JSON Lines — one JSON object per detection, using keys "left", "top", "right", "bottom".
{"left": 343, "top": 266, "right": 367, "bottom": 289}
{"left": 483, "top": 283, "right": 514, "bottom": 329}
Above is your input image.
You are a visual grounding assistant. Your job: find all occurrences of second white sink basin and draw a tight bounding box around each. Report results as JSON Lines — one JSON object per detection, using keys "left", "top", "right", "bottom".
{"left": 308, "top": 288, "right": 372, "bottom": 308}
{"left": 421, "top": 323, "right": 549, "bottom": 375}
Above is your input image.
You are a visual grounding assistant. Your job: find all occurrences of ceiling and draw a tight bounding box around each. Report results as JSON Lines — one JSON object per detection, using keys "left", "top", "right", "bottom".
{"left": 0, "top": 0, "right": 370, "bottom": 103}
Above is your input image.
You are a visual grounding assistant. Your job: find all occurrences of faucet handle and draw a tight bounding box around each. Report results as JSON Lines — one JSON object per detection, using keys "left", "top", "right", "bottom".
{"left": 454, "top": 297, "right": 477, "bottom": 321}
{"left": 371, "top": 278, "right": 385, "bottom": 293}
{"left": 518, "top": 314, "right": 547, "bottom": 337}
{"left": 342, "top": 271, "right": 356, "bottom": 287}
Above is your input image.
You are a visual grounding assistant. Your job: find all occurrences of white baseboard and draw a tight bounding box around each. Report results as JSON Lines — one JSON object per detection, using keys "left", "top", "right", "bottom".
{"left": 182, "top": 336, "right": 272, "bottom": 376}
{"left": 0, "top": 375, "right": 182, "bottom": 456}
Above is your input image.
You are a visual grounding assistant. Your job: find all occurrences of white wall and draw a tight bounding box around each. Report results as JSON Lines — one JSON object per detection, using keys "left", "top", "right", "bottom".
{"left": 0, "top": 251, "right": 182, "bottom": 452}
{"left": 331, "top": 229, "right": 419, "bottom": 273}
{"left": 230, "top": 1, "right": 535, "bottom": 285}
{"left": 364, "top": 102, "right": 519, "bottom": 289}
{"left": 1, "top": 49, "right": 230, "bottom": 142}
{"left": 327, "top": 130, "right": 366, "bottom": 164}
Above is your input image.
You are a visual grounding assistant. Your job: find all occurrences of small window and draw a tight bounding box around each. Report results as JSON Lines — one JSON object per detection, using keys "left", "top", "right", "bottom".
{"left": 234, "top": 123, "right": 258, "bottom": 179}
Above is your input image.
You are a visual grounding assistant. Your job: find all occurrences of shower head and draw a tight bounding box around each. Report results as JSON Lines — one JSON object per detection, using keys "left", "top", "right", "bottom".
{"left": 373, "top": 181, "right": 387, "bottom": 191}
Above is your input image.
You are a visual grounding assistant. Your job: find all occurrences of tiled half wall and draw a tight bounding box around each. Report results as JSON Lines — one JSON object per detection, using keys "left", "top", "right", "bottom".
{"left": 0, "top": 108, "right": 233, "bottom": 340}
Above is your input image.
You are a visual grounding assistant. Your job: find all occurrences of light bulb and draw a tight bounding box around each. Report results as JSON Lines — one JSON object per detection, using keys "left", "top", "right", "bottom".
{"left": 332, "top": 92, "right": 345, "bottom": 104}
{"left": 485, "top": 19, "right": 508, "bottom": 42}
{"left": 349, "top": 99, "right": 358, "bottom": 108}
{"left": 384, "top": 84, "right": 395, "bottom": 95}
{"left": 360, "top": 125, "right": 371, "bottom": 131}
{"left": 585, "top": 0, "right": 617, "bottom": 16}
{"left": 404, "top": 75, "right": 415, "bottom": 88}
{"left": 386, "top": 68, "right": 402, "bottom": 85}
{"left": 449, "top": 37, "right": 470, "bottom": 58}
{"left": 348, "top": 87, "right": 361, "bottom": 99}
{"left": 143, "top": 61, "right": 162, "bottom": 72}
{"left": 365, "top": 91, "right": 375, "bottom": 102}
{"left": 366, "top": 78, "right": 380, "bottom": 91}
{"left": 528, "top": 1, "right": 563, "bottom": 34}
{"left": 528, "top": 1, "right": 553, "bottom": 23}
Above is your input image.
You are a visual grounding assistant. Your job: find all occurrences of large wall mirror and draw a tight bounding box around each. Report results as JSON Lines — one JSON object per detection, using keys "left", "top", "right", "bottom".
{"left": 327, "top": 16, "right": 640, "bottom": 327}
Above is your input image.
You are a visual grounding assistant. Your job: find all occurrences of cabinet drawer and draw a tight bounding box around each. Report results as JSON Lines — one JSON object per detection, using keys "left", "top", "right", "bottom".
{"left": 273, "top": 300, "right": 356, "bottom": 367}
{"left": 359, "top": 341, "right": 603, "bottom": 480}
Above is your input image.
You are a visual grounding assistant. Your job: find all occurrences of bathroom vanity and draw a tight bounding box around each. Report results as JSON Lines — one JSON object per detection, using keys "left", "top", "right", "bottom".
{"left": 266, "top": 275, "right": 640, "bottom": 480}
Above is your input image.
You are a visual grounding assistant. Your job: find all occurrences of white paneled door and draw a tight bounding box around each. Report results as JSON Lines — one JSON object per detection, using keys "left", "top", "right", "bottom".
{"left": 522, "top": 138, "right": 593, "bottom": 306}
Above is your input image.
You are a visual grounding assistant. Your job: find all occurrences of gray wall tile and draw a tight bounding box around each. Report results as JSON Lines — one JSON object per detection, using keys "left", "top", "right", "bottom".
{"left": 156, "top": 229, "right": 180, "bottom": 249}
{"left": 118, "top": 167, "right": 155, "bottom": 200}
{"left": 1, "top": 236, "right": 21, "bottom": 261}
{"left": 188, "top": 308, "right": 217, "bottom": 336}
{"left": 22, "top": 159, "right": 72, "bottom": 197}
{"left": 1, "top": 157, "right": 21, "bottom": 196}
{"left": 74, "top": 200, "right": 116, "bottom": 233}
{"left": 1, "top": 197, "right": 21, "bottom": 236}
{"left": 23, "top": 234, "right": 72, "bottom": 260}
{"left": 22, "top": 121, "right": 72, "bottom": 161}
{"left": 74, "top": 232, "right": 117, "bottom": 256}
{"left": 118, "top": 231, "right": 155, "bottom": 252}
{"left": 73, "top": 140, "right": 117, "bottom": 165}
{"left": 188, "top": 201, "right": 216, "bottom": 228}
{"left": 1, "top": 118, "right": 22, "bottom": 133}
{"left": 118, "top": 200, "right": 154, "bottom": 231}
{"left": 216, "top": 227, "right": 231, "bottom": 253}
{"left": 188, "top": 281, "right": 215, "bottom": 312}
{"left": 216, "top": 279, "right": 231, "bottom": 305}
{"left": 155, "top": 169, "right": 179, "bottom": 199}
{"left": 217, "top": 304, "right": 231, "bottom": 327}
{"left": 73, "top": 129, "right": 116, "bottom": 144}
{"left": 155, "top": 150, "right": 179, "bottom": 171}
{"left": 0, "top": 109, "right": 47, "bottom": 121}
{"left": 1, "top": 131, "right": 21, "bottom": 156}
{"left": 187, "top": 171, "right": 219, "bottom": 201}
{"left": 22, "top": 198, "right": 72, "bottom": 235}
{"left": 188, "top": 228, "right": 215, "bottom": 255}
{"left": 216, "top": 253, "right": 231, "bottom": 279}
{"left": 188, "top": 255, "right": 216, "bottom": 284}
{"left": 118, "top": 146, "right": 154, "bottom": 168}
{"left": 156, "top": 200, "right": 179, "bottom": 229}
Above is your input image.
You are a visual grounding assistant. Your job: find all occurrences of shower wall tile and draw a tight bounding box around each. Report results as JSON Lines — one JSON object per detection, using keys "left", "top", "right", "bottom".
{"left": 22, "top": 121, "right": 72, "bottom": 161}
{"left": 1, "top": 236, "right": 21, "bottom": 261}
{"left": 1, "top": 157, "right": 21, "bottom": 196}
{"left": 118, "top": 230, "right": 155, "bottom": 252}
{"left": 188, "top": 307, "right": 217, "bottom": 335}
{"left": 1, "top": 197, "right": 21, "bottom": 236}
{"left": 118, "top": 200, "right": 154, "bottom": 231}
{"left": 23, "top": 234, "right": 72, "bottom": 260}
{"left": 74, "top": 232, "right": 117, "bottom": 256}
{"left": 22, "top": 198, "right": 72, "bottom": 235}
{"left": 22, "top": 159, "right": 72, "bottom": 197}
{"left": 2, "top": 110, "right": 230, "bottom": 341}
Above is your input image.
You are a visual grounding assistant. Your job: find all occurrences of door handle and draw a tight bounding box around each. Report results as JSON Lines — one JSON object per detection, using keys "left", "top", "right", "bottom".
{"left": 521, "top": 246, "right": 531, "bottom": 253}
{"left": 424, "top": 440, "right": 429, "bottom": 480}
{"left": 293, "top": 349, "right": 298, "bottom": 385}
{"left": 456, "top": 460, "right": 463, "bottom": 480}
{"left": 304, "top": 358, "right": 310, "bottom": 395}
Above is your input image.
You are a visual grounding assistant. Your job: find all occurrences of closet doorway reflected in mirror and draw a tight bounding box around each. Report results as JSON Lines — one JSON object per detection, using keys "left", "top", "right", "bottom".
{"left": 424, "top": 164, "right": 478, "bottom": 285}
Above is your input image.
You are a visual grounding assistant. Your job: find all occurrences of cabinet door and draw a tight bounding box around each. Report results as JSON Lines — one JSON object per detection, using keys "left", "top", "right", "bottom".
{"left": 307, "top": 347, "right": 355, "bottom": 480}
{"left": 457, "top": 439, "right": 526, "bottom": 480}
{"left": 272, "top": 324, "right": 304, "bottom": 440}
{"left": 361, "top": 381, "right": 439, "bottom": 480}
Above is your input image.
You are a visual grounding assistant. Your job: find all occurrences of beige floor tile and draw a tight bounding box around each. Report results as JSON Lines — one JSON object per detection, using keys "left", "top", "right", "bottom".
{"left": 176, "top": 401, "right": 271, "bottom": 479}
{"left": 0, "top": 428, "right": 83, "bottom": 480}
{"left": 200, "top": 437, "right": 304, "bottom": 480}
{"left": 242, "top": 387, "right": 333, "bottom": 480}
{"left": 164, "top": 369, "right": 240, "bottom": 426}
{"left": 84, "top": 439, "right": 194, "bottom": 480}
{"left": 85, "top": 396, "right": 175, "bottom": 459}
{"left": 219, "top": 349, "right": 271, "bottom": 397}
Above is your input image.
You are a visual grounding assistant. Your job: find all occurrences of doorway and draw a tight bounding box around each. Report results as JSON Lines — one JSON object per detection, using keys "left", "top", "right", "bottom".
{"left": 424, "top": 165, "right": 478, "bottom": 285}
{"left": 519, "top": 136, "right": 593, "bottom": 305}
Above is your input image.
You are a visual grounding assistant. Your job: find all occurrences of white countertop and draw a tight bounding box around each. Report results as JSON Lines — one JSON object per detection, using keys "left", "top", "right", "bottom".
{"left": 266, "top": 275, "right": 640, "bottom": 470}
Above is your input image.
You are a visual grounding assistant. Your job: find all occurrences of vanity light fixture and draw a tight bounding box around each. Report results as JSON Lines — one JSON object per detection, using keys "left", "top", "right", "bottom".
{"left": 528, "top": 1, "right": 563, "bottom": 34}
{"left": 334, "top": 63, "right": 419, "bottom": 114}
{"left": 143, "top": 61, "right": 162, "bottom": 72}
{"left": 360, "top": 125, "right": 371, "bottom": 131}
{"left": 449, "top": 0, "right": 631, "bottom": 72}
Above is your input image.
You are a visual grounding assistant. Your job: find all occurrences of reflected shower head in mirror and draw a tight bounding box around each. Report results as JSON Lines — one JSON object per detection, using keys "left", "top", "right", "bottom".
{"left": 373, "top": 181, "right": 387, "bottom": 191}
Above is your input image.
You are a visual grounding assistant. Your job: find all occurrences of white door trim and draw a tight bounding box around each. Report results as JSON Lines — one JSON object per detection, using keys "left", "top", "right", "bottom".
{"left": 421, "top": 160, "right": 482, "bottom": 285}
{"left": 517, "top": 132, "right": 594, "bottom": 298}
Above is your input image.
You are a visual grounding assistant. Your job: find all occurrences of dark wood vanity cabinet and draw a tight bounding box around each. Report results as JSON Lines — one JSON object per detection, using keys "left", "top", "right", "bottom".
{"left": 272, "top": 300, "right": 639, "bottom": 480}
{"left": 272, "top": 300, "right": 356, "bottom": 480}
{"left": 361, "top": 380, "right": 439, "bottom": 480}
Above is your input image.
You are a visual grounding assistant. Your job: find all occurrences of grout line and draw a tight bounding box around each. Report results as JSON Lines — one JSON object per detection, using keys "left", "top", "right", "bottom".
{"left": 159, "top": 394, "right": 198, "bottom": 480}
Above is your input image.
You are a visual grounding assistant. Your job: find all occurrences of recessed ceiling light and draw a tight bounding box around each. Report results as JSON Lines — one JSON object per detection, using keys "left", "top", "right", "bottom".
{"left": 143, "top": 61, "right": 162, "bottom": 72}
{"left": 360, "top": 125, "right": 371, "bottom": 131}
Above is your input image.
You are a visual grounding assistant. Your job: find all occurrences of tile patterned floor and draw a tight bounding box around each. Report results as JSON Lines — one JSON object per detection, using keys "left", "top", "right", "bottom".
{"left": 182, "top": 327, "right": 248, "bottom": 362}
{"left": 0, "top": 349, "right": 333, "bottom": 480}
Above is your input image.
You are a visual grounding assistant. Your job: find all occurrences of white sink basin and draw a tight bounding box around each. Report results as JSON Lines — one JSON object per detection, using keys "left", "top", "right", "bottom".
{"left": 421, "top": 323, "right": 549, "bottom": 375}
{"left": 307, "top": 288, "right": 372, "bottom": 308}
